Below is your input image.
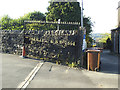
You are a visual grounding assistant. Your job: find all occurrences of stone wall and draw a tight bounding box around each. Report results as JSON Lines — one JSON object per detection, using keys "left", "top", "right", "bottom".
{"left": 24, "top": 29, "right": 83, "bottom": 65}
{"left": 1, "top": 29, "right": 83, "bottom": 66}
{"left": 1, "top": 30, "right": 24, "bottom": 55}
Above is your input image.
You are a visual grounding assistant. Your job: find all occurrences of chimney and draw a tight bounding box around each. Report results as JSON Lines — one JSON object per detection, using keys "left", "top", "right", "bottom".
{"left": 118, "top": 1, "right": 120, "bottom": 27}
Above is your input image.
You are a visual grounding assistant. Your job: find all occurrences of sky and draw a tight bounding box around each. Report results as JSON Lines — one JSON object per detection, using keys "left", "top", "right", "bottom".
{"left": 0, "top": 0, "right": 119, "bottom": 33}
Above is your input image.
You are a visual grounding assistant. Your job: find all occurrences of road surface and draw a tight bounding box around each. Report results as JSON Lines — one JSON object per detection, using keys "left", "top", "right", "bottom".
{"left": 1, "top": 50, "right": 119, "bottom": 88}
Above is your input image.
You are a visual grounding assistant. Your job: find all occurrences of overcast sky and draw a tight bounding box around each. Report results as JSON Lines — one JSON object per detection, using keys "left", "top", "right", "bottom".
{"left": 0, "top": 0, "right": 119, "bottom": 33}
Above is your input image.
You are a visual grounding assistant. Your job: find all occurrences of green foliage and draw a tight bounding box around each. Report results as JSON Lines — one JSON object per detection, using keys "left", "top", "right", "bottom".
{"left": 46, "top": 2, "right": 81, "bottom": 22}
{"left": 0, "top": 3, "right": 93, "bottom": 47}
{"left": 0, "top": 11, "right": 46, "bottom": 30}
{"left": 68, "top": 62, "right": 78, "bottom": 68}
{"left": 46, "top": 2, "right": 81, "bottom": 30}
{"left": 46, "top": 2, "right": 93, "bottom": 46}
{"left": 23, "top": 11, "right": 46, "bottom": 21}
{"left": 86, "top": 35, "right": 93, "bottom": 48}
{"left": 83, "top": 17, "right": 93, "bottom": 35}
{"left": 83, "top": 17, "right": 93, "bottom": 47}
{"left": 0, "top": 15, "right": 12, "bottom": 30}
{"left": 97, "top": 33, "right": 111, "bottom": 43}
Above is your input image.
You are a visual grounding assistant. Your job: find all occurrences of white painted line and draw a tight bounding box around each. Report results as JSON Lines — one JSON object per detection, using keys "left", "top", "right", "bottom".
{"left": 17, "top": 62, "right": 44, "bottom": 89}
{"left": 17, "top": 64, "right": 38, "bottom": 88}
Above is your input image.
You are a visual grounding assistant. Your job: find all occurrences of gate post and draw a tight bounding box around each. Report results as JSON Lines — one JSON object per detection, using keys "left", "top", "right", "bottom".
{"left": 22, "top": 21, "right": 26, "bottom": 57}
{"left": 76, "top": 26, "right": 83, "bottom": 67}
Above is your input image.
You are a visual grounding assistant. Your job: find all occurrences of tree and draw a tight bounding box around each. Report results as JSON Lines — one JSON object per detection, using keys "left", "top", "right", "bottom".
{"left": 83, "top": 17, "right": 93, "bottom": 47}
{"left": 46, "top": 2, "right": 81, "bottom": 22}
{"left": 46, "top": 2, "right": 81, "bottom": 30}
{"left": 22, "top": 11, "right": 46, "bottom": 30}
{"left": 106, "top": 38, "right": 112, "bottom": 50}
{"left": 98, "top": 33, "right": 111, "bottom": 43}
{"left": 0, "top": 15, "right": 12, "bottom": 30}
{"left": 46, "top": 2, "right": 93, "bottom": 47}
{"left": 23, "top": 11, "right": 46, "bottom": 21}
{"left": 0, "top": 11, "right": 46, "bottom": 30}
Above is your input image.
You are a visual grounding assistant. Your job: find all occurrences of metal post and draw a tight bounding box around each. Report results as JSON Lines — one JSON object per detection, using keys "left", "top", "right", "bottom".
{"left": 81, "top": 0, "right": 83, "bottom": 27}
{"left": 81, "top": 0, "right": 87, "bottom": 51}
{"left": 57, "top": 19, "right": 60, "bottom": 30}
{"left": 57, "top": 24, "right": 59, "bottom": 30}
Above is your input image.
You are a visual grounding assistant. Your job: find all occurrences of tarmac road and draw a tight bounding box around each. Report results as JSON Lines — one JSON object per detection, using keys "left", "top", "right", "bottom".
{"left": 27, "top": 62, "right": 97, "bottom": 88}
{"left": 2, "top": 54, "right": 40, "bottom": 88}
{"left": 1, "top": 50, "right": 119, "bottom": 88}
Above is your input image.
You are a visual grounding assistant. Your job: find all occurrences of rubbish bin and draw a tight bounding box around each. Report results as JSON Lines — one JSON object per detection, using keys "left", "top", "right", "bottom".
{"left": 86, "top": 50, "right": 101, "bottom": 71}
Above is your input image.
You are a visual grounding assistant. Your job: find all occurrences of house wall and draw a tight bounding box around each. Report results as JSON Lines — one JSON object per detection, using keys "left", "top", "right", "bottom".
{"left": 111, "top": 31, "right": 114, "bottom": 52}
{"left": 119, "top": 31, "right": 120, "bottom": 54}
{"left": 118, "top": 1, "right": 120, "bottom": 27}
{"left": 111, "top": 1, "right": 120, "bottom": 54}
{"left": 118, "top": 1, "right": 120, "bottom": 54}
{"left": 115, "top": 31, "right": 119, "bottom": 53}
{"left": 111, "top": 30, "right": 120, "bottom": 54}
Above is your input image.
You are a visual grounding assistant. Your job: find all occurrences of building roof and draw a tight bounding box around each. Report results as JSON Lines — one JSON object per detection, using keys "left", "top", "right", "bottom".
{"left": 111, "top": 27, "right": 120, "bottom": 31}
{"left": 118, "top": 1, "right": 120, "bottom": 9}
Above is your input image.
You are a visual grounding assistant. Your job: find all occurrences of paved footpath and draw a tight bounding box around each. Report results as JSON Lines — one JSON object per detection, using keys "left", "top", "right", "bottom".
{"left": 81, "top": 50, "right": 119, "bottom": 88}
{"left": 1, "top": 50, "right": 119, "bottom": 88}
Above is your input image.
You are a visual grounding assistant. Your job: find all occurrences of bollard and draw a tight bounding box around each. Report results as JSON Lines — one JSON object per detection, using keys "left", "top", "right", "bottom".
{"left": 22, "top": 46, "right": 26, "bottom": 58}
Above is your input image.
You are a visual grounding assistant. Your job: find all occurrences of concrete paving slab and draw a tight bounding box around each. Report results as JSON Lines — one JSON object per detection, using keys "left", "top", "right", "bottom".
{"left": 2, "top": 54, "right": 40, "bottom": 88}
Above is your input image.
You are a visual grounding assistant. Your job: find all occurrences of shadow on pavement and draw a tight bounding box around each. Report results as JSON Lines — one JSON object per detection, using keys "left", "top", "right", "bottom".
{"left": 99, "top": 50, "right": 119, "bottom": 74}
